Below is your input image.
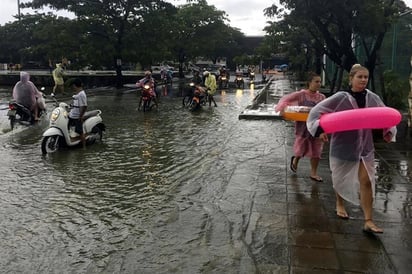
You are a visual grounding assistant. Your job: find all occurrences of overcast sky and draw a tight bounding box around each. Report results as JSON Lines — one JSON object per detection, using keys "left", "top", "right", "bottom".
{"left": 1, "top": 0, "right": 411, "bottom": 36}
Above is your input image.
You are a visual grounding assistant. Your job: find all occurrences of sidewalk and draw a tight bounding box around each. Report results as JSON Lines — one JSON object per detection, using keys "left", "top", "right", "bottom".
{"left": 246, "top": 77, "right": 411, "bottom": 273}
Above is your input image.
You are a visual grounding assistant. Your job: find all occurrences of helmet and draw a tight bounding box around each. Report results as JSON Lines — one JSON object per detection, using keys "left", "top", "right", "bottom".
{"left": 144, "top": 70, "right": 152, "bottom": 76}
{"left": 203, "top": 71, "right": 209, "bottom": 76}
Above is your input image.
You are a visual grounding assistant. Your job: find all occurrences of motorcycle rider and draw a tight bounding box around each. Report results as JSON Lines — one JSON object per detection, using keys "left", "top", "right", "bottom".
{"left": 68, "top": 78, "right": 87, "bottom": 147}
{"left": 203, "top": 71, "right": 218, "bottom": 107}
{"left": 192, "top": 70, "right": 203, "bottom": 85}
{"left": 190, "top": 84, "right": 206, "bottom": 112}
{"left": 12, "top": 71, "right": 46, "bottom": 121}
{"left": 235, "top": 71, "right": 244, "bottom": 88}
{"left": 136, "top": 70, "right": 158, "bottom": 108}
{"left": 218, "top": 66, "right": 229, "bottom": 88}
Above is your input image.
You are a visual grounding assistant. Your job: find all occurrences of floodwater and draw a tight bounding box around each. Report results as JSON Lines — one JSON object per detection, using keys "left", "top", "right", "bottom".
{"left": 0, "top": 83, "right": 274, "bottom": 273}
{"left": 2, "top": 81, "right": 412, "bottom": 273}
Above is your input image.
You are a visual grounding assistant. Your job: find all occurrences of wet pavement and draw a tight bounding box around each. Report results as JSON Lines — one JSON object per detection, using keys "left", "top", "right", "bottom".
{"left": 0, "top": 75, "right": 411, "bottom": 273}
{"left": 238, "top": 75, "right": 412, "bottom": 273}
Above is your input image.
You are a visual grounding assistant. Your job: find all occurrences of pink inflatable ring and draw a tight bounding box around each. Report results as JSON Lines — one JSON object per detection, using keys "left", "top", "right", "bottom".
{"left": 319, "top": 107, "right": 401, "bottom": 133}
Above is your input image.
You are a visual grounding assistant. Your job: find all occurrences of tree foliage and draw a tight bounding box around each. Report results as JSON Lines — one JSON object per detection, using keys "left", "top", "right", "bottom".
{"left": 263, "top": 0, "right": 410, "bottom": 91}
{"left": 4, "top": 0, "right": 246, "bottom": 80}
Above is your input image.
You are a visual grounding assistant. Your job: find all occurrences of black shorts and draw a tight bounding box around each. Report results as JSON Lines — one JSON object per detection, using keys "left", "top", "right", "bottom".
{"left": 69, "top": 118, "right": 83, "bottom": 134}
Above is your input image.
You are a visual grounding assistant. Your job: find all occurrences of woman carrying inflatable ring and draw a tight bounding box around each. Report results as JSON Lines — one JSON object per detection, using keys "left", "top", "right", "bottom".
{"left": 306, "top": 64, "right": 397, "bottom": 234}
{"left": 275, "top": 72, "right": 327, "bottom": 182}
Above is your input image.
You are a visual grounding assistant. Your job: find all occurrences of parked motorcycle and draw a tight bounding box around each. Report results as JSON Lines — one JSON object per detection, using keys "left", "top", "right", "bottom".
{"left": 138, "top": 84, "right": 157, "bottom": 112}
{"left": 41, "top": 94, "right": 105, "bottom": 154}
{"left": 7, "top": 89, "right": 46, "bottom": 130}
{"left": 235, "top": 74, "right": 245, "bottom": 89}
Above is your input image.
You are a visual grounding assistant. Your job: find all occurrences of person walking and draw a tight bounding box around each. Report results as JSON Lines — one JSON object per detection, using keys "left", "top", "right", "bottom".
{"left": 306, "top": 64, "right": 397, "bottom": 233}
{"left": 203, "top": 71, "right": 218, "bottom": 107}
{"left": 275, "top": 72, "right": 326, "bottom": 182}
{"left": 52, "top": 63, "right": 65, "bottom": 95}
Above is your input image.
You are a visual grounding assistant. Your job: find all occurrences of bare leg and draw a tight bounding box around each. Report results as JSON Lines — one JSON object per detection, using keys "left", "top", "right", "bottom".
{"left": 34, "top": 107, "right": 39, "bottom": 120}
{"left": 292, "top": 156, "right": 300, "bottom": 170}
{"left": 359, "top": 161, "right": 383, "bottom": 233}
{"left": 336, "top": 192, "right": 349, "bottom": 219}
{"left": 310, "top": 158, "right": 322, "bottom": 181}
{"left": 138, "top": 96, "right": 143, "bottom": 110}
{"left": 211, "top": 95, "right": 217, "bottom": 107}
{"left": 80, "top": 133, "right": 86, "bottom": 148}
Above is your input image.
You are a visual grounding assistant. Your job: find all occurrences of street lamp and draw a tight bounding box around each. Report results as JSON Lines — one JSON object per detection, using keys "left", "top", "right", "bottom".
{"left": 391, "top": 10, "right": 412, "bottom": 70}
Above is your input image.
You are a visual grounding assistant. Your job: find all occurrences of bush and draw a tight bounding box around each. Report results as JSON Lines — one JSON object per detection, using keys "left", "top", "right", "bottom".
{"left": 383, "top": 70, "right": 409, "bottom": 111}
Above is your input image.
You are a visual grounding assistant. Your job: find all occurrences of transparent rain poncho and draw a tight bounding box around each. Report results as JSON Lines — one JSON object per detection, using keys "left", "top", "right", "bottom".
{"left": 306, "top": 90, "right": 397, "bottom": 205}
{"left": 12, "top": 71, "right": 42, "bottom": 110}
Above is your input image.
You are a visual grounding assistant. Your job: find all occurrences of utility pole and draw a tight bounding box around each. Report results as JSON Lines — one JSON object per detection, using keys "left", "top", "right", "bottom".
{"left": 17, "top": 0, "right": 21, "bottom": 21}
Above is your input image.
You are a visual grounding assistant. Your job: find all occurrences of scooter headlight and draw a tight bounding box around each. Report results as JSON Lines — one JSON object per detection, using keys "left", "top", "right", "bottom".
{"left": 50, "top": 108, "right": 60, "bottom": 122}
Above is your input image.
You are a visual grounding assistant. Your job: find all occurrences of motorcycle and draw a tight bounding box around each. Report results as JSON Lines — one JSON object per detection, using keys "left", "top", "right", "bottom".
{"left": 182, "top": 82, "right": 207, "bottom": 110}
{"left": 138, "top": 84, "right": 157, "bottom": 112}
{"left": 41, "top": 94, "right": 105, "bottom": 154}
{"left": 7, "top": 90, "right": 46, "bottom": 130}
{"left": 218, "top": 74, "right": 229, "bottom": 89}
{"left": 235, "top": 75, "right": 245, "bottom": 89}
{"left": 249, "top": 72, "right": 255, "bottom": 82}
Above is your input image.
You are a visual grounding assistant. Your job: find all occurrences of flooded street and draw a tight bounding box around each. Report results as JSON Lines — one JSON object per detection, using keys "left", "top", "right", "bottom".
{"left": 0, "top": 84, "right": 280, "bottom": 273}
{"left": 1, "top": 80, "right": 412, "bottom": 273}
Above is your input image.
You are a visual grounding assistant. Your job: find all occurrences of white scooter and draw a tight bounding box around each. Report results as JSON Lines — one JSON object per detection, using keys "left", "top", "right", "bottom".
{"left": 41, "top": 94, "right": 105, "bottom": 154}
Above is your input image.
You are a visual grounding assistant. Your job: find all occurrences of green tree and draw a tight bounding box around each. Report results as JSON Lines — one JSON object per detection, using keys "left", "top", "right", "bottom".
{"left": 170, "top": 0, "right": 244, "bottom": 76}
{"left": 25, "top": 0, "right": 177, "bottom": 87}
{"left": 0, "top": 14, "right": 79, "bottom": 68}
{"left": 264, "top": 0, "right": 409, "bottom": 91}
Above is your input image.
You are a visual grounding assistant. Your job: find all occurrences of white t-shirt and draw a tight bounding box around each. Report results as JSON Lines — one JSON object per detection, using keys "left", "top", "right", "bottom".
{"left": 69, "top": 90, "right": 87, "bottom": 119}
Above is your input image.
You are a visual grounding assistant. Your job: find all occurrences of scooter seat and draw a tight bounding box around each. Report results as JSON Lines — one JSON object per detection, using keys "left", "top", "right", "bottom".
{"left": 83, "top": 110, "right": 100, "bottom": 120}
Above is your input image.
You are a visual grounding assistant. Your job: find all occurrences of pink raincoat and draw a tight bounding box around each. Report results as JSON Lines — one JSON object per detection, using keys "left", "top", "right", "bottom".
{"left": 275, "top": 89, "right": 326, "bottom": 158}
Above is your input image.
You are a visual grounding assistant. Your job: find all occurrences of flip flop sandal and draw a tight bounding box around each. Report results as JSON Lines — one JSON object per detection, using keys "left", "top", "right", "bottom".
{"left": 310, "top": 176, "right": 323, "bottom": 182}
{"left": 290, "top": 156, "right": 297, "bottom": 172}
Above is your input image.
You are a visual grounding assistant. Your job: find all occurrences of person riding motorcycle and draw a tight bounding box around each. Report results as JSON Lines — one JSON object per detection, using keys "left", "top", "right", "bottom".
{"left": 136, "top": 71, "right": 158, "bottom": 108}
{"left": 191, "top": 70, "right": 203, "bottom": 86}
{"left": 235, "top": 71, "right": 244, "bottom": 88}
{"left": 218, "top": 66, "right": 229, "bottom": 88}
{"left": 190, "top": 84, "right": 206, "bottom": 111}
{"left": 12, "top": 71, "right": 46, "bottom": 121}
{"left": 68, "top": 78, "right": 87, "bottom": 147}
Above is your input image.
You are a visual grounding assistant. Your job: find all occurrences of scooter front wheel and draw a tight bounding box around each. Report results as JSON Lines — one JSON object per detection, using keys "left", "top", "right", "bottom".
{"left": 90, "top": 126, "right": 103, "bottom": 143}
{"left": 41, "top": 135, "right": 61, "bottom": 154}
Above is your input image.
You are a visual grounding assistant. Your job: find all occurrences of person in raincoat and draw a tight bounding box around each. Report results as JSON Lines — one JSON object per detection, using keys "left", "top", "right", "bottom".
{"left": 306, "top": 64, "right": 397, "bottom": 234}
{"left": 275, "top": 72, "right": 327, "bottom": 182}
{"left": 52, "top": 63, "right": 65, "bottom": 94}
{"left": 203, "top": 71, "right": 218, "bottom": 107}
{"left": 12, "top": 71, "right": 46, "bottom": 120}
